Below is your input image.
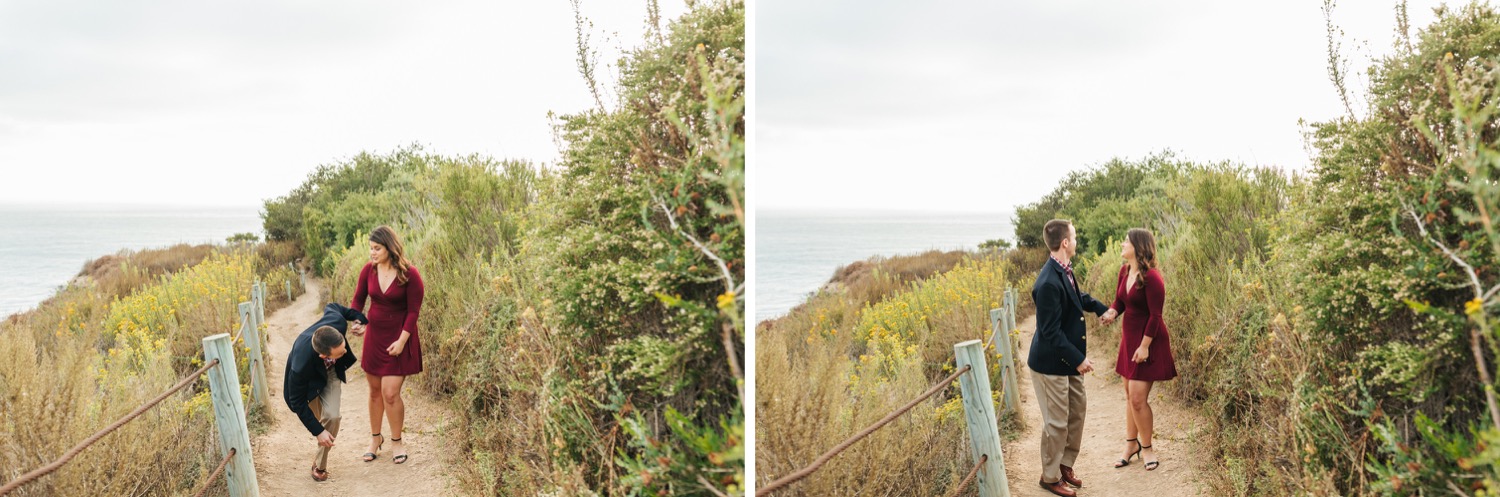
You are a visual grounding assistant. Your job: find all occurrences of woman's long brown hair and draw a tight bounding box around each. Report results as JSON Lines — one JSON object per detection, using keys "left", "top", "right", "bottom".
{"left": 1127, "top": 228, "right": 1157, "bottom": 289}
{"left": 370, "top": 225, "right": 411, "bottom": 285}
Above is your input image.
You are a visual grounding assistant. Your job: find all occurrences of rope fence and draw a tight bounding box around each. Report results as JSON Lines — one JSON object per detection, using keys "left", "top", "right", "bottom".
{"left": 0, "top": 280, "right": 276, "bottom": 497}
{"left": 947, "top": 454, "right": 988, "bottom": 497}
{"left": 0, "top": 359, "right": 221, "bottom": 495}
{"left": 759, "top": 298, "right": 1021, "bottom": 497}
{"left": 192, "top": 448, "right": 237, "bottom": 497}
{"left": 755, "top": 365, "right": 973, "bottom": 496}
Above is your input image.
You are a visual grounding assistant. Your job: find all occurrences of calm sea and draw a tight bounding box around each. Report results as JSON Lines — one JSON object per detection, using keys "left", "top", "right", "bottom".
{"left": 755, "top": 210, "right": 1013, "bottom": 323}
{"left": 0, "top": 204, "right": 263, "bottom": 317}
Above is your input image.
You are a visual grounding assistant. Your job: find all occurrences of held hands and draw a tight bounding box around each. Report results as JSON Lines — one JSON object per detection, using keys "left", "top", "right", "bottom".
{"left": 351, "top": 323, "right": 366, "bottom": 336}
{"left": 1076, "top": 358, "right": 1095, "bottom": 374}
{"left": 1132, "top": 346, "right": 1150, "bottom": 364}
{"left": 1100, "top": 308, "right": 1119, "bottom": 325}
{"left": 317, "top": 431, "right": 336, "bottom": 448}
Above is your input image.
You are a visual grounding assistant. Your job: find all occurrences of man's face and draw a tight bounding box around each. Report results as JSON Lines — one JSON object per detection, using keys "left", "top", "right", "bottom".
{"left": 1065, "top": 225, "right": 1077, "bottom": 258}
{"left": 320, "top": 343, "right": 347, "bottom": 360}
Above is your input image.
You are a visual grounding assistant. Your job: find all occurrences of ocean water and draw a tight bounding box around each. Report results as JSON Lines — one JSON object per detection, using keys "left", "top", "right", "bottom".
{"left": 755, "top": 210, "right": 1013, "bottom": 322}
{"left": 0, "top": 204, "right": 264, "bottom": 317}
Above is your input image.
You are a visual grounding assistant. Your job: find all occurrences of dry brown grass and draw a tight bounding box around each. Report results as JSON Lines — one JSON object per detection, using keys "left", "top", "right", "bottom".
{"left": 0, "top": 246, "right": 304, "bottom": 496}
{"left": 757, "top": 252, "right": 1034, "bottom": 496}
{"left": 78, "top": 244, "right": 215, "bottom": 300}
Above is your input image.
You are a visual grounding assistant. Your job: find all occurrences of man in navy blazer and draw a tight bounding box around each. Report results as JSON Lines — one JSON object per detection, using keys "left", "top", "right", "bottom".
{"left": 1029, "top": 219, "right": 1117, "bottom": 496}
{"left": 285, "top": 303, "right": 368, "bottom": 482}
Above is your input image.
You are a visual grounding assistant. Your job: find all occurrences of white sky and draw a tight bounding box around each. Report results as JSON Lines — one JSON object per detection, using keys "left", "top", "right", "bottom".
{"left": 1, "top": 0, "right": 688, "bottom": 207}
{"left": 756, "top": 0, "right": 1451, "bottom": 212}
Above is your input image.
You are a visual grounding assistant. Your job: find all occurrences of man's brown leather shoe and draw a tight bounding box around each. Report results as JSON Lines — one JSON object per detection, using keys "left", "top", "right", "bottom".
{"left": 1039, "top": 478, "right": 1077, "bottom": 497}
{"left": 1060, "top": 465, "right": 1083, "bottom": 487}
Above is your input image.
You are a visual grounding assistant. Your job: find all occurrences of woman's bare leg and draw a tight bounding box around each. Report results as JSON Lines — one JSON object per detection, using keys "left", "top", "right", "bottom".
{"left": 367, "top": 373, "right": 385, "bottom": 456}
{"left": 1122, "top": 379, "right": 1140, "bottom": 463}
{"left": 1128, "top": 380, "right": 1157, "bottom": 464}
{"left": 382, "top": 375, "right": 408, "bottom": 458}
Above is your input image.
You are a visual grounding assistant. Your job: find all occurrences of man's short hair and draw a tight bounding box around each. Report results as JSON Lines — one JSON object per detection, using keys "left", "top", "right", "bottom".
{"left": 312, "top": 326, "right": 343, "bottom": 355}
{"left": 1043, "top": 219, "right": 1073, "bottom": 252}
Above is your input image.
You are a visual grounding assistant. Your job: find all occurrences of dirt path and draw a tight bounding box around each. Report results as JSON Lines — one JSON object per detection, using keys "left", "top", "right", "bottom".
{"left": 1002, "top": 315, "right": 1209, "bottom": 496}
{"left": 252, "top": 278, "right": 458, "bottom": 496}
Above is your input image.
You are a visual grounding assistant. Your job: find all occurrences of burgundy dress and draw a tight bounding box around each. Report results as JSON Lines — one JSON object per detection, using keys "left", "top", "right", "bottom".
{"left": 1110, "top": 265, "right": 1177, "bottom": 381}
{"left": 351, "top": 263, "right": 424, "bottom": 376}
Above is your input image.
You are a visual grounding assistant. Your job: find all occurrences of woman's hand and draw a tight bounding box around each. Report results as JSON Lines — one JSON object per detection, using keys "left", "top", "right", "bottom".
{"left": 1132, "top": 346, "right": 1150, "bottom": 364}
{"left": 386, "top": 337, "right": 406, "bottom": 356}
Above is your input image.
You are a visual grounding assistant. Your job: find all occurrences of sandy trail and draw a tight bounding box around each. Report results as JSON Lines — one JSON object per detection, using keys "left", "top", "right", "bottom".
{"left": 1002, "top": 315, "right": 1210, "bottom": 496}
{"left": 251, "top": 278, "right": 458, "bottom": 496}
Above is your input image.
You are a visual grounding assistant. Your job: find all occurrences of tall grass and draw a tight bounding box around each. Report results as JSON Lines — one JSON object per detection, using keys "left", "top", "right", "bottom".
{"left": 757, "top": 254, "right": 1030, "bottom": 495}
{"left": 0, "top": 245, "right": 302, "bottom": 496}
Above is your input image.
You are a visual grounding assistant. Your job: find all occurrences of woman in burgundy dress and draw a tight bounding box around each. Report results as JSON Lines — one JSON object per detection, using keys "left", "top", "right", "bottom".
{"left": 1103, "top": 228, "right": 1175, "bottom": 472}
{"left": 349, "top": 225, "right": 424, "bottom": 465}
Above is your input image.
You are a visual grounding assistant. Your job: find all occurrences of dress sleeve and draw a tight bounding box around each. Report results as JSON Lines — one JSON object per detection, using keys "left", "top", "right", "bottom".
{"left": 1111, "top": 264, "right": 1128, "bottom": 314}
{"left": 351, "top": 263, "right": 371, "bottom": 312}
{"left": 402, "top": 266, "right": 423, "bottom": 335}
{"left": 1143, "top": 269, "right": 1168, "bottom": 338}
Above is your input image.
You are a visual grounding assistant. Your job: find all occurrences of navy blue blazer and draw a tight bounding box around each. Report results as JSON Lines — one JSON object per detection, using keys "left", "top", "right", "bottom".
{"left": 1027, "top": 257, "right": 1111, "bottom": 376}
{"left": 284, "top": 303, "right": 367, "bottom": 436}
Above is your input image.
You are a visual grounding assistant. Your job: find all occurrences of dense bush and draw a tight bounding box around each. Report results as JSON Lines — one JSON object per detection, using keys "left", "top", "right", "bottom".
{"left": 304, "top": 2, "right": 745, "bottom": 495}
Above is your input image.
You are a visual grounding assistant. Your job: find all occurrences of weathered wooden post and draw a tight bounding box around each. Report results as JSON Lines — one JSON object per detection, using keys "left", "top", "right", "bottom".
{"left": 995, "top": 292, "right": 1020, "bottom": 415}
{"left": 285, "top": 280, "right": 292, "bottom": 301}
{"left": 955, "top": 340, "right": 1009, "bottom": 497}
{"left": 237, "top": 301, "right": 267, "bottom": 409}
{"left": 202, "top": 333, "right": 260, "bottom": 497}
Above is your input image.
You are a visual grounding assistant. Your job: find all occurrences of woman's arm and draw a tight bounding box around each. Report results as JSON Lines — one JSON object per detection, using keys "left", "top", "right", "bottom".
{"left": 350, "top": 263, "right": 371, "bottom": 312}
{"left": 388, "top": 267, "right": 423, "bottom": 356}
{"left": 1110, "top": 264, "right": 1127, "bottom": 314}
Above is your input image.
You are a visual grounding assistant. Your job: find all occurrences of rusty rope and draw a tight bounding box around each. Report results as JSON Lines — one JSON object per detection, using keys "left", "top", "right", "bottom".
{"left": 190, "top": 448, "right": 236, "bottom": 497}
{"left": 0, "top": 358, "right": 221, "bottom": 495}
{"left": 947, "top": 454, "right": 987, "bottom": 497}
{"left": 232, "top": 312, "right": 250, "bottom": 343}
{"left": 756, "top": 364, "right": 972, "bottom": 496}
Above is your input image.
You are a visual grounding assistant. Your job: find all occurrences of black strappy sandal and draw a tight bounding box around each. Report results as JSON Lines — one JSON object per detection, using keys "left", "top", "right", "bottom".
{"left": 1114, "top": 438, "right": 1141, "bottom": 468}
{"left": 363, "top": 433, "right": 383, "bottom": 462}
{"left": 392, "top": 437, "right": 409, "bottom": 464}
{"left": 1142, "top": 443, "right": 1160, "bottom": 471}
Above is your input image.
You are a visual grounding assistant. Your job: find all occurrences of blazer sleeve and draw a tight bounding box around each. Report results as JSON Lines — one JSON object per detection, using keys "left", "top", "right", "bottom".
{"left": 401, "top": 266, "right": 424, "bottom": 335}
{"left": 283, "top": 367, "right": 326, "bottom": 437}
{"left": 334, "top": 303, "right": 369, "bottom": 325}
{"left": 350, "top": 263, "right": 371, "bottom": 312}
{"left": 1143, "top": 269, "right": 1168, "bottom": 339}
{"left": 1110, "top": 265, "right": 1127, "bottom": 314}
{"left": 1034, "top": 279, "right": 1086, "bottom": 368}
{"left": 1079, "top": 286, "right": 1112, "bottom": 316}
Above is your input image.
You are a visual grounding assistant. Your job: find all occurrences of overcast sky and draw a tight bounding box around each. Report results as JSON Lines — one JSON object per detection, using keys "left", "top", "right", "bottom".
{"left": 1, "top": 0, "right": 686, "bottom": 207}
{"left": 756, "top": 0, "right": 1450, "bottom": 213}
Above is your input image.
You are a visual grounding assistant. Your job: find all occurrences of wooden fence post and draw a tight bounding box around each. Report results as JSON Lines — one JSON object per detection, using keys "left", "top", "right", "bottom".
{"left": 237, "top": 301, "right": 266, "bottom": 409}
{"left": 202, "top": 333, "right": 260, "bottom": 497}
{"left": 994, "top": 300, "right": 1020, "bottom": 416}
{"left": 955, "top": 340, "right": 1010, "bottom": 497}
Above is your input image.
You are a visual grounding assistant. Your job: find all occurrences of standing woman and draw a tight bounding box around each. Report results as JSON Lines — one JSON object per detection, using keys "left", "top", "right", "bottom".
{"left": 349, "top": 225, "right": 424, "bottom": 465}
{"left": 1104, "top": 228, "right": 1176, "bottom": 471}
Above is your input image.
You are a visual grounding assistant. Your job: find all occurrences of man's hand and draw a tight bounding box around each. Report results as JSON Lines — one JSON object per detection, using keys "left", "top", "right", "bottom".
{"left": 350, "top": 323, "right": 366, "bottom": 336}
{"left": 317, "top": 431, "right": 336, "bottom": 448}
{"left": 1076, "top": 358, "right": 1095, "bottom": 374}
{"left": 1100, "top": 308, "right": 1118, "bottom": 325}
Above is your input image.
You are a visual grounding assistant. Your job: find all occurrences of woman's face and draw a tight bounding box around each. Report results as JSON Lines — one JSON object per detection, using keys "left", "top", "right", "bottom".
{"left": 1121, "top": 238, "right": 1136, "bottom": 261}
{"left": 369, "top": 241, "right": 389, "bottom": 265}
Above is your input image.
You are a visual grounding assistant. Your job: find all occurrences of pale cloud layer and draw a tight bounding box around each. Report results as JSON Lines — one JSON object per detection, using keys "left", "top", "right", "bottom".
{"left": 756, "top": 0, "right": 1449, "bottom": 212}
{"left": 1, "top": 0, "right": 686, "bottom": 207}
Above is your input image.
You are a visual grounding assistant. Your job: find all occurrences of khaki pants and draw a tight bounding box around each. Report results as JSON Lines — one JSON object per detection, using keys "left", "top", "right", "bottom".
{"left": 308, "top": 368, "right": 342, "bottom": 471}
{"left": 1032, "top": 370, "right": 1085, "bottom": 483}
